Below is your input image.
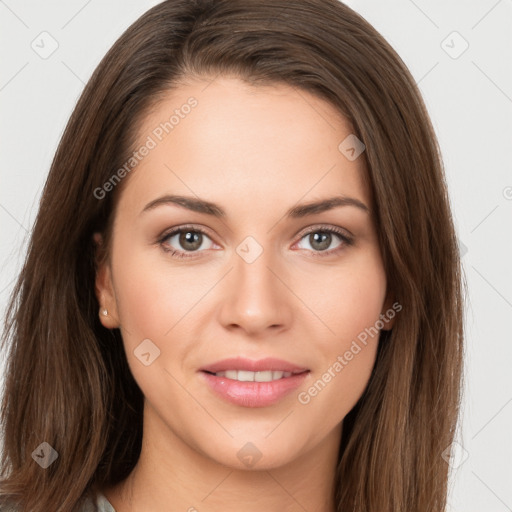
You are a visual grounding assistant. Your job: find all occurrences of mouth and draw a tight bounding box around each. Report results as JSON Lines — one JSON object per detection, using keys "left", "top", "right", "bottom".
{"left": 199, "top": 357, "right": 310, "bottom": 407}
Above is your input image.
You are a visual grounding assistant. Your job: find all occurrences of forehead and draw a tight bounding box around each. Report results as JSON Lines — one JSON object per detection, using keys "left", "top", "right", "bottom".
{"left": 119, "top": 76, "right": 370, "bottom": 217}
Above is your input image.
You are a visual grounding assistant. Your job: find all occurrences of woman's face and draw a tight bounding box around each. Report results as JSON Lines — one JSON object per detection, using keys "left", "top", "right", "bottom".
{"left": 96, "top": 75, "right": 395, "bottom": 470}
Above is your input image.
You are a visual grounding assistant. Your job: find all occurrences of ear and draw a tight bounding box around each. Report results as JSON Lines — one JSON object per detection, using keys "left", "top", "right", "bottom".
{"left": 93, "top": 232, "right": 119, "bottom": 329}
{"left": 380, "top": 287, "right": 398, "bottom": 331}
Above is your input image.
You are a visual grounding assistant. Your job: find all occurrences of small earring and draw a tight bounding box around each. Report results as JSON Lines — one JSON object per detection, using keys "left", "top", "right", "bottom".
{"left": 102, "top": 308, "right": 108, "bottom": 316}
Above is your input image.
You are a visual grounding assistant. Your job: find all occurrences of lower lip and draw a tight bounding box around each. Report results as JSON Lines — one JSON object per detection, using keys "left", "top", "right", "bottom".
{"left": 199, "top": 371, "right": 309, "bottom": 408}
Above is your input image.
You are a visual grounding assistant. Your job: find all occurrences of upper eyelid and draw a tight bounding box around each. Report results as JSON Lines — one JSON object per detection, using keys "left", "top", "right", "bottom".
{"left": 299, "top": 224, "right": 352, "bottom": 238}
{"left": 160, "top": 224, "right": 217, "bottom": 243}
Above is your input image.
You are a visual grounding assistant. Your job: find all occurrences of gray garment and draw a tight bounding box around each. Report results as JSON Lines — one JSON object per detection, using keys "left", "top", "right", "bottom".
{"left": 81, "top": 492, "right": 117, "bottom": 512}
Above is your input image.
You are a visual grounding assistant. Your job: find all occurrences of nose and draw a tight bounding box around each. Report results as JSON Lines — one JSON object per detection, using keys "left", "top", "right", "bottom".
{"left": 218, "top": 244, "right": 292, "bottom": 336}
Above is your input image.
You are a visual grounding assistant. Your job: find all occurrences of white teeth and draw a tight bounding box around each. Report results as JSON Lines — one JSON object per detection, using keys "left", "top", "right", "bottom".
{"left": 237, "top": 370, "right": 255, "bottom": 382}
{"left": 255, "top": 371, "right": 273, "bottom": 382}
{"left": 213, "top": 370, "right": 294, "bottom": 382}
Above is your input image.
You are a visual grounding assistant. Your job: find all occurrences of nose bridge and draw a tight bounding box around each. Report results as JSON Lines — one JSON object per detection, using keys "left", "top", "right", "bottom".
{"left": 219, "top": 234, "right": 291, "bottom": 333}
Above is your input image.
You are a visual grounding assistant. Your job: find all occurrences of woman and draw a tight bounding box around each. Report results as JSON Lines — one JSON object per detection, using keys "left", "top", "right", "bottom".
{"left": 0, "top": 0, "right": 465, "bottom": 510}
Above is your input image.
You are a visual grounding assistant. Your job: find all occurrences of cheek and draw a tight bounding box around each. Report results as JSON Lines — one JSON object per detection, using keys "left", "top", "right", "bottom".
{"left": 297, "top": 250, "right": 387, "bottom": 348}
{"left": 109, "top": 247, "right": 201, "bottom": 400}
{"left": 292, "top": 252, "right": 386, "bottom": 412}
{"left": 110, "top": 242, "right": 222, "bottom": 391}
{"left": 111, "top": 242, "right": 209, "bottom": 339}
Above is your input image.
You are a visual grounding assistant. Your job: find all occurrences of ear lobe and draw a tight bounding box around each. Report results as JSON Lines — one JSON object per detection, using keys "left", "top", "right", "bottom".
{"left": 93, "top": 232, "right": 119, "bottom": 329}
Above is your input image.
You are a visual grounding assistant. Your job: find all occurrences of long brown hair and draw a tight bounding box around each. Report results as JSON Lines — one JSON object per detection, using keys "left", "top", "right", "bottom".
{"left": 0, "top": 0, "right": 465, "bottom": 510}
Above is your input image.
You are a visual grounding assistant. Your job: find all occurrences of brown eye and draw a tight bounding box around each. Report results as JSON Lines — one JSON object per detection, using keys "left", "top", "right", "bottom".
{"left": 308, "top": 232, "right": 333, "bottom": 251}
{"left": 159, "top": 226, "right": 215, "bottom": 257}
{"left": 295, "top": 227, "right": 353, "bottom": 256}
{"left": 177, "top": 230, "right": 203, "bottom": 251}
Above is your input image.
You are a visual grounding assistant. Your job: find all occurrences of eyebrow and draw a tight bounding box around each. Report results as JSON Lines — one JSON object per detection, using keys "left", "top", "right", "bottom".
{"left": 140, "top": 194, "right": 370, "bottom": 218}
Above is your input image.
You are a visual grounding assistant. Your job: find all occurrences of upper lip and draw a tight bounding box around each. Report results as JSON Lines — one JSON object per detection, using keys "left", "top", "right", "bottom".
{"left": 200, "top": 357, "right": 309, "bottom": 374}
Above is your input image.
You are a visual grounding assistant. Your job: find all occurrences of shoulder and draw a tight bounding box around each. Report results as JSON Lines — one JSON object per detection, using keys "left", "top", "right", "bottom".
{"left": 81, "top": 492, "right": 117, "bottom": 512}
{"left": 95, "top": 492, "right": 117, "bottom": 512}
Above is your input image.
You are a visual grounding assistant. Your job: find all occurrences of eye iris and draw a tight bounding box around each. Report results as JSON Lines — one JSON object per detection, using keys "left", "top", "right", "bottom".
{"left": 310, "top": 232, "right": 331, "bottom": 251}
{"left": 179, "top": 231, "right": 202, "bottom": 251}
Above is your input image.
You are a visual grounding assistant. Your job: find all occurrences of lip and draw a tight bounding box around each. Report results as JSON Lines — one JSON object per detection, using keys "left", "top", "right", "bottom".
{"left": 198, "top": 357, "right": 310, "bottom": 408}
{"left": 200, "top": 357, "right": 309, "bottom": 374}
{"left": 199, "top": 370, "right": 309, "bottom": 408}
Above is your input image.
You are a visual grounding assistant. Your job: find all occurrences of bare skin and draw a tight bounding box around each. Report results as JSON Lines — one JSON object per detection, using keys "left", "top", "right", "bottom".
{"left": 95, "top": 75, "right": 395, "bottom": 512}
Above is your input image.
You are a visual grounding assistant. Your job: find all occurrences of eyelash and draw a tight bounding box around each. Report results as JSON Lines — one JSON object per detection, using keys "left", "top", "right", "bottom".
{"left": 157, "top": 224, "right": 354, "bottom": 260}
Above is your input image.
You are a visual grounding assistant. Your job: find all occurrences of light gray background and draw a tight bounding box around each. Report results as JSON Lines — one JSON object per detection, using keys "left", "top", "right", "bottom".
{"left": 1, "top": 1, "right": 511, "bottom": 510}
